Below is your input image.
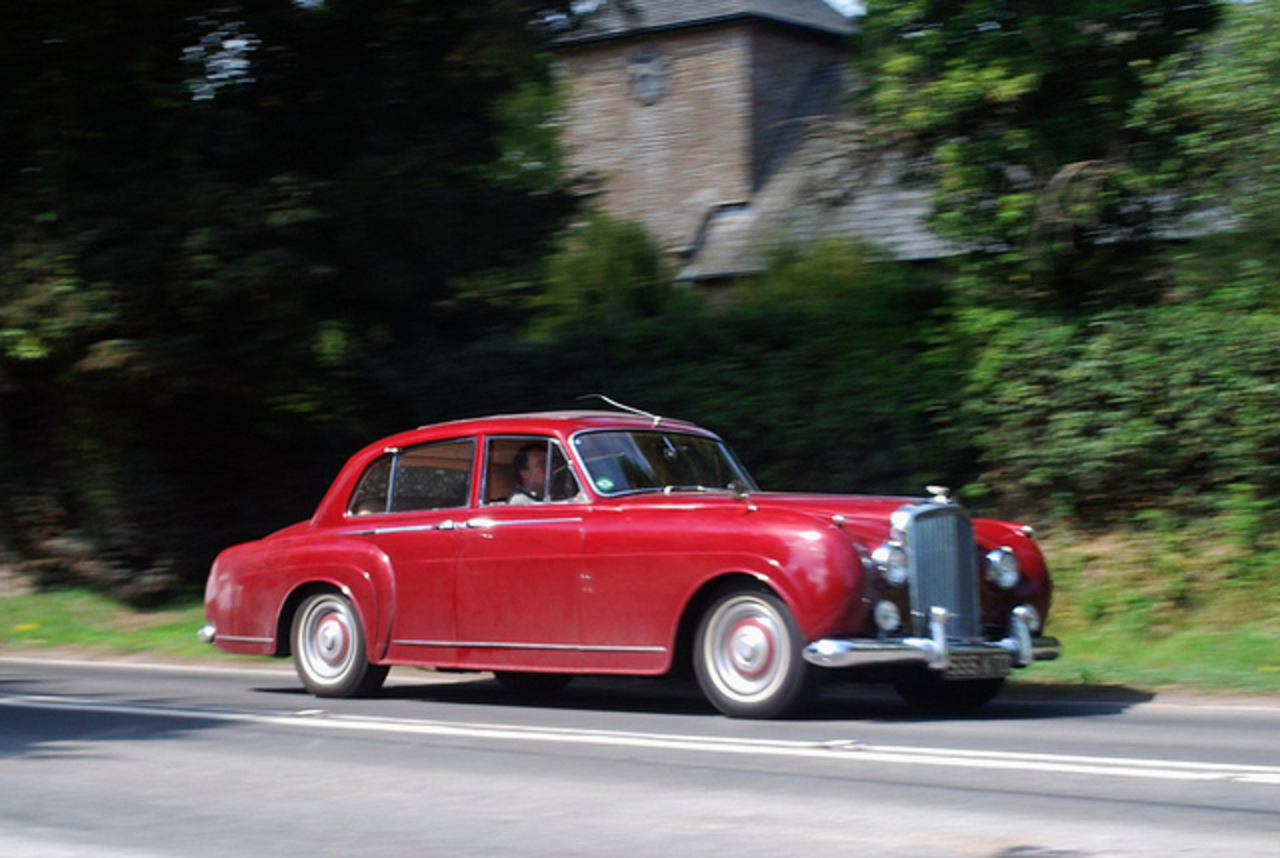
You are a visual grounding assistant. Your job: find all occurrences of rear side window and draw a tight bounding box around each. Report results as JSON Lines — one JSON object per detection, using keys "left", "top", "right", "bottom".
{"left": 348, "top": 438, "right": 476, "bottom": 514}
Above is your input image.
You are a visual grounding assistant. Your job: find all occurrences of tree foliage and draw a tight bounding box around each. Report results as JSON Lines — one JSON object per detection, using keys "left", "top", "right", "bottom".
{"left": 0, "top": 0, "right": 576, "bottom": 596}
{"left": 855, "top": 0, "right": 1221, "bottom": 302}
{"left": 957, "top": 299, "right": 1280, "bottom": 520}
{"left": 444, "top": 238, "right": 965, "bottom": 497}
{"left": 5, "top": 0, "right": 1280, "bottom": 600}
{"left": 853, "top": 0, "right": 1280, "bottom": 529}
{"left": 1131, "top": 0, "right": 1280, "bottom": 238}
{"left": 529, "top": 211, "right": 683, "bottom": 340}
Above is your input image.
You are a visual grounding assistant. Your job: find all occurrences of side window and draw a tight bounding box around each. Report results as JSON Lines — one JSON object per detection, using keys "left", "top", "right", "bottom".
{"left": 348, "top": 438, "right": 476, "bottom": 514}
{"left": 483, "top": 436, "right": 583, "bottom": 505}
{"left": 350, "top": 456, "right": 394, "bottom": 515}
{"left": 392, "top": 439, "right": 476, "bottom": 512}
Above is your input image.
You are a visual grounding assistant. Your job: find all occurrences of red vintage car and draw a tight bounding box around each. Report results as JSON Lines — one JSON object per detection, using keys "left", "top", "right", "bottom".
{"left": 200, "top": 409, "right": 1059, "bottom": 718}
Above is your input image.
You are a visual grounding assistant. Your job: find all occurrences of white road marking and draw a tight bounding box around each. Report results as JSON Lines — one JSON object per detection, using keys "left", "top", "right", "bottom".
{"left": 0, "top": 656, "right": 479, "bottom": 683}
{"left": 4, "top": 692, "right": 1280, "bottom": 786}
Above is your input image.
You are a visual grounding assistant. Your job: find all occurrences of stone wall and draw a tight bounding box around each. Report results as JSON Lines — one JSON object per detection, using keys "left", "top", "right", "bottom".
{"left": 558, "top": 20, "right": 848, "bottom": 256}
{"left": 558, "top": 14, "right": 856, "bottom": 270}
{"left": 558, "top": 23, "right": 756, "bottom": 253}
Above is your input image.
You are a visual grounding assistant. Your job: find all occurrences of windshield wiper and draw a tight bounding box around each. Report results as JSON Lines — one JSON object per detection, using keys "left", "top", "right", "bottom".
{"left": 662, "top": 485, "right": 712, "bottom": 495}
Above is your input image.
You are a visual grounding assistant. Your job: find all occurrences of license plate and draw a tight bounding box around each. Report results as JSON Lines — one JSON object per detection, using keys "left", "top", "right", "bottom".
{"left": 944, "top": 651, "right": 1012, "bottom": 680}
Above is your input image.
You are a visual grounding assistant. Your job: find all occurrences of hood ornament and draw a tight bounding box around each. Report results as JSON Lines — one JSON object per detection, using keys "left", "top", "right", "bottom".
{"left": 926, "top": 485, "right": 954, "bottom": 504}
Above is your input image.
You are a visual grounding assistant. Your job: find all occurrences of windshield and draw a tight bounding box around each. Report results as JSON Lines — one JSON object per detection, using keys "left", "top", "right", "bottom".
{"left": 573, "top": 430, "right": 757, "bottom": 496}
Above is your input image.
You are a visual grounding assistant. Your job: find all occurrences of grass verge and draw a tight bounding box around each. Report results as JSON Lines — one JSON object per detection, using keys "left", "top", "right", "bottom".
{"left": 1020, "top": 524, "right": 1280, "bottom": 694}
{"left": 0, "top": 589, "right": 215, "bottom": 660}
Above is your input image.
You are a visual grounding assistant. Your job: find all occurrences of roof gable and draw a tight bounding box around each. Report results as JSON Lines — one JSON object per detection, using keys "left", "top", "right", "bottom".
{"left": 560, "top": 0, "right": 854, "bottom": 44}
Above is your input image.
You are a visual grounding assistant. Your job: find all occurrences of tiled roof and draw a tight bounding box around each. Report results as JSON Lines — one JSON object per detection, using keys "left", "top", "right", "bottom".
{"left": 560, "top": 0, "right": 854, "bottom": 44}
{"left": 677, "top": 124, "right": 952, "bottom": 281}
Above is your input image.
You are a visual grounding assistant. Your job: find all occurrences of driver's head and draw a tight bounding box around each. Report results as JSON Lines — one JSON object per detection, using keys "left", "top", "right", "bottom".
{"left": 514, "top": 444, "right": 548, "bottom": 494}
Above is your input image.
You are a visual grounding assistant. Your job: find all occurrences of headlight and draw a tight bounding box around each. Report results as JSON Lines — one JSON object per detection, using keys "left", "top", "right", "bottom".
{"left": 985, "top": 547, "right": 1021, "bottom": 590}
{"left": 872, "top": 543, "right": 909, "bottom": 587}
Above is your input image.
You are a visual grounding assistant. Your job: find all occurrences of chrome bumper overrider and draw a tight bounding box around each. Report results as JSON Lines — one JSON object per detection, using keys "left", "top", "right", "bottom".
{"left": 197, "top": 623, "right": 216, "bottom": 645}
{"left": 803, "top": 606, "right": 1062, "bottom": 674}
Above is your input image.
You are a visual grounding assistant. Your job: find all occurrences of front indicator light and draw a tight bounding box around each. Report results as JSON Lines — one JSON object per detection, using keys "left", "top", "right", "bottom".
{"left": 1016, "top": 604, "right": 1043, "bottom": 634}
{"left": 874, "top": 600, "right": 902, "bottom": 633}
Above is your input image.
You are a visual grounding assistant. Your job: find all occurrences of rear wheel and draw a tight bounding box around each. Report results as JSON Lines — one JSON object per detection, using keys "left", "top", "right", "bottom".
{"left": 291, "top": 592, "right": 388, "bottom": 698}
{"left": 893, "top": 671, "right": 1005, "bottom": 715}
{"left": 693, "top": 588, "right": 821, "bottom": 719}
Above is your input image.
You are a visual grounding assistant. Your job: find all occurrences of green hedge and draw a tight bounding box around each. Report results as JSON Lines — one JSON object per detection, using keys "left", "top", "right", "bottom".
{"left": 959, "top": 300, "right": 1280, "bottom": 520}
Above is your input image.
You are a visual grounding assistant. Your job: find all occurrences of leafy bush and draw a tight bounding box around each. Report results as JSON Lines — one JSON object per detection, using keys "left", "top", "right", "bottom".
{"left": 528, "top": 211, "right": 684, "bottom": 340}
{"left": 493, "top": 237, "right": 967, "bottom": 495}
{"left": 960, "top": 298, "right": 1280, "bottom": 521}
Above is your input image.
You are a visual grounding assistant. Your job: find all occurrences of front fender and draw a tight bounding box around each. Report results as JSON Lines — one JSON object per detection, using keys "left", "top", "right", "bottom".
{"left": 705, "top": 510, "right": 867, "bottom": 642}
{"left": 973, "top": 519, "right": 1052, "bottom": 623}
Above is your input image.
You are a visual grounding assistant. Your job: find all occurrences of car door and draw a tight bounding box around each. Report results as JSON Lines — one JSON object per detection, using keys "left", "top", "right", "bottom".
{"left": 452, "top": 436, "right": 586, "bottom": 669}
{"left": 350, "top": 437, "right": 476, "bottom": 663}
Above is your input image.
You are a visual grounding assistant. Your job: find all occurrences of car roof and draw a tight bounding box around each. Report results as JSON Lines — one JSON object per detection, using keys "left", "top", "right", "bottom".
{"left": 378, "top": 410, "right": 715, "bottom": 449}
{"left": 310, "top": 410, "right": 723, "bottom": 526}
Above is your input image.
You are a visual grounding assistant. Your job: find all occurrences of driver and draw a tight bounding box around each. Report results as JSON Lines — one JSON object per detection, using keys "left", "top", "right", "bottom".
{"left": 509, "top": 443, "right": 548, "bottom": 505}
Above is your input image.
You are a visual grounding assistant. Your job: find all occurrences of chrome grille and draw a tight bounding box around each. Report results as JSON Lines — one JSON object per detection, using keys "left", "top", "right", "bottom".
{"left": 905, "top": 505, "right": 980, "bottom": 639}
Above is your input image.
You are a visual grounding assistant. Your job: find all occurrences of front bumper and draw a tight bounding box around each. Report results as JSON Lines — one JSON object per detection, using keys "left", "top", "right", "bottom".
{"left": 803, "top": 605, "right": 1061, "bottom": 677}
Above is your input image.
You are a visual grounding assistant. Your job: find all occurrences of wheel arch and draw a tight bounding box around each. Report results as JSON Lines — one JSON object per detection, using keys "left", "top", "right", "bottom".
{"left": 671, "top": 572, "right": 781, "bottom": 678}
{"left": 274, "top": 574, "right": 382, "bottom": 661}
{"left": 275, "top": 581, "right": 340, "bottom": 658}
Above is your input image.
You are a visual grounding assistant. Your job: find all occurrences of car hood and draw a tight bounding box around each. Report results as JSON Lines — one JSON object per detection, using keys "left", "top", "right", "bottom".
{"left": 717, "top": 492, "right": 1031, "bottom": 550}
{"left": 611, "top": 490, "right": 923, "bottom": 537}
{"left": 745, "top": 492, "right": 920, "bottom": 519}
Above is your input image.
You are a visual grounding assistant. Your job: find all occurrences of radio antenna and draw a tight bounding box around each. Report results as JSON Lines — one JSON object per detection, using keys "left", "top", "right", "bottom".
{"left": 579, "top": 394, "right": 662, "bottom": 427}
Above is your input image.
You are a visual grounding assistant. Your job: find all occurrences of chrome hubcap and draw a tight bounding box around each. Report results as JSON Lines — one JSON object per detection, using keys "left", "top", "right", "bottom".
{"left": 729, "top": 619, "right": 771, "bottom": 679}
{"left": 304, "top": 600, "right": 353, "bottom": 680}
{"left": 316, "top": 615, "right": 349, "bottom": 664}
{"left": 708, "top": 596, "right": 787, "bottom": 701}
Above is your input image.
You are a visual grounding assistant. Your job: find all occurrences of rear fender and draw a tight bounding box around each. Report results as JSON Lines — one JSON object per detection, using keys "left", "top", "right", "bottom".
{"left": 274, "top": 542, "right": 395, "bottom": 661}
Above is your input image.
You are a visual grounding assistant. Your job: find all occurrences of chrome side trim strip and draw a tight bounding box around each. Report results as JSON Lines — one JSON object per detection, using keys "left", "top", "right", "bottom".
{"left": 347, "top": 523, "right": 447, "bottom": 536}
{"left": 216, "top": 634, "right": 274, "bottom": 645}
{"left": 345, "top": 517, "right": 584, "bottom": 537}
{"left": 391, "top": 639, "right": 666, "bottom": 654}
{"left": 465, "top": 517, "right": 584, "bottom": 528}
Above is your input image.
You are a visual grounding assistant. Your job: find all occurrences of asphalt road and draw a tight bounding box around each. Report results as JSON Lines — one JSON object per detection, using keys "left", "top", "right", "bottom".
{"left": 2, "top": 656, "right": 1279, "bottom": 857}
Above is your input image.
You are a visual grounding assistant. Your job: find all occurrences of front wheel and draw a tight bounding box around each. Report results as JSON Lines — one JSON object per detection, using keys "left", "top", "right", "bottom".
{"left": 893, "top": 671, "right": 1005, "bottom": 715}
{"left": 693, "top": 588, "right": 821, "bottom": 719}
{"left": 291, "top": 592, "right": 389, "bottom": 698}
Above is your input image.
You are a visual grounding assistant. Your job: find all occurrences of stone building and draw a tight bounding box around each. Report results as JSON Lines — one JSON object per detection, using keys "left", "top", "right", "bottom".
{"left": 554, "top": 0, "right": 946, "bottom": 286}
